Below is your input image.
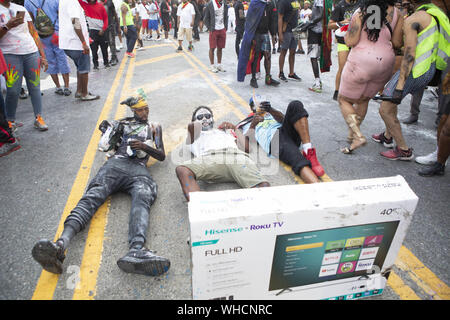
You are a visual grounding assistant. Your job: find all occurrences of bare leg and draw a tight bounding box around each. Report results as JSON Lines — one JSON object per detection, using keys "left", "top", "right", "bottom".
{"left": 379, "top": 100, "right": 408, "bottom": 150}
{"left": 279, "top": 49, "right": 287, "bottom": 74}
{"left": 50, "top": 74, "right": 61, "bottom": 88}
{"left": 336, "top": 50, "right": 349, "bottom": 93}
{"left": 339, "top": 95, "right": 366, "bottom": 153}
{"left": 300, "top": 166, "right": 320, "bottom": 183}
{"left": 293, "top": 117, "right": 311, "bottom": 144}
{"left": 62, "top": 73, "right": 70, "bottom": 88}
{"left": 217, "top": 48, "right": 222, "bottom": 65}
{"left": 176, "top": 166, "right": 201, "bottom": 202}
{"left": 209, "top": 48, "right": 215, "bottom": 65}
{"left": 288, "top": 48, "right": 295, "bottom": 75}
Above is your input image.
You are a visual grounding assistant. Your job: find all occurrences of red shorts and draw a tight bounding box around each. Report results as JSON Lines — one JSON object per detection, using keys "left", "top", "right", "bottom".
{"left": 142, "top": 19, "right": 149, "bottom": 29}
{"left": 209, "top": 28, "right": 226, "bottom": 49}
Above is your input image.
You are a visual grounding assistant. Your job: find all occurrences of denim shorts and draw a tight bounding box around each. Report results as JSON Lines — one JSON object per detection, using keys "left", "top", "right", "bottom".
{"left": 280, "top": 31, "right": 297, "bottom": 50}
{"left": 64, "top": 49, "right": 90, "bottom": 74}
{"left": 42, "top": 36, "right": 71, "bottom": 75}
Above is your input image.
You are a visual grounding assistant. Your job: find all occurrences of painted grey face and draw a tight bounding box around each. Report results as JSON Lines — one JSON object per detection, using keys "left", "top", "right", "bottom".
{"left": 194, "top": 108, "right": 214, "bottom": 131}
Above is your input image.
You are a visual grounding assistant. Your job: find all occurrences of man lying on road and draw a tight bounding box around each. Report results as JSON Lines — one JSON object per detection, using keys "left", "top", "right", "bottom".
{"left": 32, "top": 93, "right": 170, "bottom": 277}
{"left": 175, "top": 105, "right": 270, "bottom": 201}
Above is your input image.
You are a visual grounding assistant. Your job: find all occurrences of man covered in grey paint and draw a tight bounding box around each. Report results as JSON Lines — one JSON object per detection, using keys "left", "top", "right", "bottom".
{"left": 31, "top": 93, "right": 170, "bottom": 277}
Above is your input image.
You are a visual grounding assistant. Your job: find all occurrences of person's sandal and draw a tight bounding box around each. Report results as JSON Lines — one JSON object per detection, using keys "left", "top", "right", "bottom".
{"left": 63, "top": 88, "right": 72, "bottom": 96}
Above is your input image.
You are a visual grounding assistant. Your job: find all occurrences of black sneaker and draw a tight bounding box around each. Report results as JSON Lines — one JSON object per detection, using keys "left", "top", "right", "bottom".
{"left": 371, "top": 132, "right": 394, "bottom": 148}
{"left": 272, "top": 48, "right": 276, "bottom": 54}
{"left": 418, "top": 162, "right": 445, "bottom": 177}
{"left": 104, "top": 63, "right": 110, "bottom": 68}
{"left": 93, "top": 65, "right": 99, "bottom": 70}
{"left": 110, "top": 58, "right": 119, "bottom": 66}
{"left": 31, "top": 239, "right": 66, "bottom": 274}
{"left": 288, "top": 73, "right": 302, "bottom": 81}
{"left": 117, "top": 247, "right": 170, "bottom": 276}
{"left": 265, "top": 75, "right": 280, "bottom": 86}
{"left": 279, "top": 72, "right": 288, "bottom": 82}
{"left": 176, "top": 46, "right": 183, "bottom": 52}
{"left": 250, "top": 78, "right": 258, "bottom": 88}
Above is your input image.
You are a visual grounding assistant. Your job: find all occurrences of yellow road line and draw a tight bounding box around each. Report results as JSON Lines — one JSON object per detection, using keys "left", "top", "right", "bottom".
{"left": 142, "top": 43, "right": 173, "bottom": 50}
{"left": 395, "top": 246, "right": 450, "bottom": 300}
{"left": 129, "top": 68, "right": 198, "bottom": 94}
{"left": 32, "top": 54, "right": 130, "bottom": 300}
{"left": 387, "top": 271, "right": 422, "bottom": 300}
{"left": 72, "top": 54, "right": 137, "bottom": 300}
{"left": 135, "top": 53, "right": 181, "bottom": 66}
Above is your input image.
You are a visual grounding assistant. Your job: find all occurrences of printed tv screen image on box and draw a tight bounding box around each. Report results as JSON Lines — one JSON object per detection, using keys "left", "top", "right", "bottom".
{"left": 268, "top": 221, "right": 400, "bottom": 295}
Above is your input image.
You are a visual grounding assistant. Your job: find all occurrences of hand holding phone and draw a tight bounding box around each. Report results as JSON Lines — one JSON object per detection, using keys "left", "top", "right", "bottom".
{"left": 16, "top": 11, "right": 25, "bottom": 22}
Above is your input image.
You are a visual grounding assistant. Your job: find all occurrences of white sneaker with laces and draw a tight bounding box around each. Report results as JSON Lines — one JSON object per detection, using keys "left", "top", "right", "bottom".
{"left": 209, "top": 65, "right": 218, "bottom": 73}
{"left": 216, "top": 64, "right": 226, "bottom": 72}
{"left": 415, "top": 148, "right": 438, "bottom": 165}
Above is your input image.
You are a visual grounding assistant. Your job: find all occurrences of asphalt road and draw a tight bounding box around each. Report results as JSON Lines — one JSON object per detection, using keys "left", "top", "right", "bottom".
{"left": 0, "top": 31, "right": 448, "bottom": 301}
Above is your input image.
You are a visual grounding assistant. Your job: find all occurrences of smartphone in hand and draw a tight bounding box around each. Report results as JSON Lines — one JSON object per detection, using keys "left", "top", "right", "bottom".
{"left": 16, "top": 11, "right": 25, "bottom": 23}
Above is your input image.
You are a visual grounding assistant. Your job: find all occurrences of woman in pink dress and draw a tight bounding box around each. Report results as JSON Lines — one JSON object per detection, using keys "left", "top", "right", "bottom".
{"left": 338, "top": 0, "right": 403, "bottom": 154}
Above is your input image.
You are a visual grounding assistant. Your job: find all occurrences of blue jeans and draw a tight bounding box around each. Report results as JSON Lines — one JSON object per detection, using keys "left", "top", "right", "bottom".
{"left": 4, "top": 51, "right": 43, "bottom": 121}
{"left": 121, "top": 25, "right": 137, "bottom": 53}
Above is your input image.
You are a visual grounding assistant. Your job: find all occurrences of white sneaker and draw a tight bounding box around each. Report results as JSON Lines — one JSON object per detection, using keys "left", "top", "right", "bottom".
{"left": 415, "top": 148, "right": 438, "bottom": 165}
{"left": 216, "top": 64, "right": 226, "bottom": 72}
{"left": 209, "top": 65, "right": 218, "bottom": 73}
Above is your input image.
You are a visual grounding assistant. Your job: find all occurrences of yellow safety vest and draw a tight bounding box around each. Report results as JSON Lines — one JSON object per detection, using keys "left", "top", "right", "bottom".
{"left": 412, "top": 4, "right": 450, "bottom": 79}
{"left": 120, "top": 2, "right": 134, "bottom": 27}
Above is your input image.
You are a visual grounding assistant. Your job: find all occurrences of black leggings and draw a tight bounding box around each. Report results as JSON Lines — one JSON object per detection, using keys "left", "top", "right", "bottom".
{"left": 270, "top": 101, "right": 311, "bottom": 175}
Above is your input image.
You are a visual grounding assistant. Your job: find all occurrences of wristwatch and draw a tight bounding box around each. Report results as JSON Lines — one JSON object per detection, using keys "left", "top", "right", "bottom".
{"left": 2, "top": 25, "right": 9, "bottom": 31}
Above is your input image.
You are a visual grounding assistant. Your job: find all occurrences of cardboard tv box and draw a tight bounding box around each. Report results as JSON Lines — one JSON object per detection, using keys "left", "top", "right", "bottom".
{"left": 188, "top": 176, "right": 418, "bottom": 300}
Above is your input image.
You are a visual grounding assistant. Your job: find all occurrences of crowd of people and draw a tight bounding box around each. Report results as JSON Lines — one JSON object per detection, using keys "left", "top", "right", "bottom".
{"left": 0, "top": 0, "right": 445, "bottom": 278}
{"left": 0, "top": 0, "right": 448, "bottom": 169}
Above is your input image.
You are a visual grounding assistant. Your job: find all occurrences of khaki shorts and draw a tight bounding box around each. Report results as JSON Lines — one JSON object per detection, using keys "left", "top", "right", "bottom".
{"left": 178, "top": 27, "right": 193, "bottom": 42}
{"left": 181, "top": 148, "right": 267, "bottom": 188}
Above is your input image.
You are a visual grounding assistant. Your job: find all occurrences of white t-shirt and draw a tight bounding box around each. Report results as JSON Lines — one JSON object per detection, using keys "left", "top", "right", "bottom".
{"left": 148, "top": 3, "right": 159, "bottom": 20}
{"left": 0, "top": 3, "right": 37, "bottom": 55}
{"left": 58, "top": 0, "right": 89, "bottom": 51}
{"left": 212, "top": 0, "right": 225, "bottom": 30}
{"left": 138, "top": 3, "right": 150, "bottom": 20}
{"left": 300, "top": 8, "right": 312, "bottom": 22}
{"left": 177, "top": 2, "right": 195, "bottom": 29}
{"left": 190, "top": 129, "right": 237, "bottom": 158}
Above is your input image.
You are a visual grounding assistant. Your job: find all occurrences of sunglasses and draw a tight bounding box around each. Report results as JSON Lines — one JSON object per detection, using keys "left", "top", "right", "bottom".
{"left": 196, "top": 114, "right": 212, "bottom": 121}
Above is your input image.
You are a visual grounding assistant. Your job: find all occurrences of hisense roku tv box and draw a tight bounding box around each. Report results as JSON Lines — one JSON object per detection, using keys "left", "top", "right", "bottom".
{"left": 188, "top": 176, "right": 418, "bottom": 300}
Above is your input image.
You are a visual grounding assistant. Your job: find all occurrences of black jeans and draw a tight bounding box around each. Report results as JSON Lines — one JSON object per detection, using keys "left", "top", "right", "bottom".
{"left": 106, "top": 24, "right": 118, "bottom": 61}
{"left": 270, "top": 101, "right": 311, "bottom": 175}
{"left": 89, "top": 29, "right": 109, "bottom": 67}
{"left": 64, "top": 158, "right": 158, "bottom": 248}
